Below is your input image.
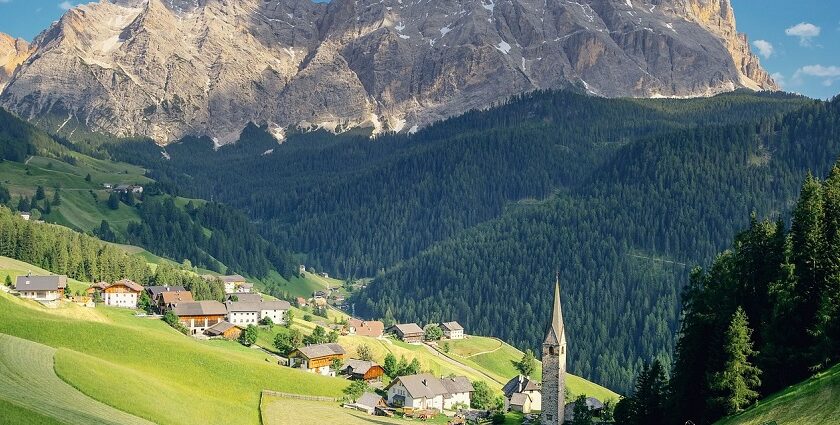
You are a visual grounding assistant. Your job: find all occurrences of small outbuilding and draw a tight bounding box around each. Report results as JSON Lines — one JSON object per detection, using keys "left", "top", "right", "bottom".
{"left": 388, "top": 323, "right": 424, "bottom": 343}
{"left": 204, "top": 321, "right": 241, "bottom": 340}
{"left": 341, "top": 359, "right": 386, "bottom": 382}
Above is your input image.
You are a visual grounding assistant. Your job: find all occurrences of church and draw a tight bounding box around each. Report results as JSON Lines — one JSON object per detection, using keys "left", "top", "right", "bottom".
{"left": 502, "top": 277, "right": 567, "bottom": 423}
{"left": 541, "top": 277, "right": 567, "bottom": 425}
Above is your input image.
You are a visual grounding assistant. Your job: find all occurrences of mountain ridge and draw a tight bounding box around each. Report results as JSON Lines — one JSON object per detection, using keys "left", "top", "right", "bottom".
{"left": 0, "top": 0, "right": 775, "bottom": 144}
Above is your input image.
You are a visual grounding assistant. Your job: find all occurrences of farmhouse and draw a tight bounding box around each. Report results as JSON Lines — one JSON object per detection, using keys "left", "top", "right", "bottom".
{"left": 215, "top": 275, "right": 252, "bottom": 294}
{"left": 113, "top": 184, "right": 143, "bottom": 194}
{"left": 346, "top": 318, "right": 384, "bottom": 338}
{"left": 15, "top": 274, "right": 67, "bottom": 302}
{"left": 295, "top": 297, "right": 307, "bottom": 307}
{"left": 503, "top": 375, "right": 542, "bottom": 413}
{"left": 159, "top": 290, "right": 194, "bottom": 312}
{"left": 386, "top": 374, "right": 473, "bottom": 411}
{"left": 345, "top": 392, "right": 388, "bottom": 415}
{"left": 440, "top": 322, "right": 465, "bottom": 340}
{"left": 289, "top": 343, "right": 346, "bottom": 376}
{"left": 341, "top": 359, "right": 386, "bottom": 382}
{"left": 173, "top": 300, "right": 228, "bottom": 335}
{"left": 102, "top": 279, "right": 143, "bottom": 309}
{"left": 388, "top": 323, "right": 424, "bottom": 343}
{"left": 204, "top": 321, "right": 241, "bottom": 340}
{"left": 226, "top": 300, "right": 291, "bottom": 326}
{"left": 146, "top": 285, "right": 187, "bottom": 302}
{"left": 19, "top": 212, "right": 31, "bottom": 221}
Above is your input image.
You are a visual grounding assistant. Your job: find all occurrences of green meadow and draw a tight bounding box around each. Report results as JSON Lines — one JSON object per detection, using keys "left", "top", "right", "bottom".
{"left": 0, "top": 291, "right": 348, "bottom": 425}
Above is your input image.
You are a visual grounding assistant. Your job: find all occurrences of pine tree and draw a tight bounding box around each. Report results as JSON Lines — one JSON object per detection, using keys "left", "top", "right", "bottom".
{"left": 108, "top": 192, "right": 120, "bottom": 210}
{"left": 52, "top": 187, "right": 61, "bottom": 206}
{"left": 34, "top": 185, "right": 45, "bottom": 201}
{"left": 815, "top": 165, "right": 840, "bottom": 365}
{"left": 710, "top": 307, "right": 762, "bottom": 415}
{"left": 515, "top": 349, "right": 537, "bottom": 377}
{"left": 630, "top": 360, "right": 668, "bottom": 425}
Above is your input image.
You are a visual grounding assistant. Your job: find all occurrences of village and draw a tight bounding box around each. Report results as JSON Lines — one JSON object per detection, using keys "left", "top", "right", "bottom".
{"left": 7, "top": 269, "right": 612, "bottom": 425}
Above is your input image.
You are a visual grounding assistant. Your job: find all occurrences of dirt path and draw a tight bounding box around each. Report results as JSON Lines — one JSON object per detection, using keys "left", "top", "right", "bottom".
{"left": 462, "top": 337, "right": 504, "bottom": 358}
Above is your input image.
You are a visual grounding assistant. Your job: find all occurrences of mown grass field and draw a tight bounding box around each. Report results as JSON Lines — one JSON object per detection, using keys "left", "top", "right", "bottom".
{"left": 0, "top": 290, "right": 348, "bottom": 425}
{"left": 0, "top": 334, "right": 154, "bottom": 425}
{"left": 716, "top": 363, "right": 840, "bottom": 425}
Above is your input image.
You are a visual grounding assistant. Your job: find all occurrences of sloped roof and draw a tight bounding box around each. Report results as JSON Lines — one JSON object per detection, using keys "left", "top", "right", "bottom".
{"left": 218, "top": 275, "right": 246, "bottom": 283}
{"left": 441, "top": 376, "right": 474, "bottom": 394}
{"left": 108, "top": 279, "right": 143, "bottom": 292}
{"left": 205, "top": 321, "right": 237, "bottom": 336}
{"left": 343, "top": 359, "right": 381, "bottom": 375}
{"left": 173, "top": 301, "right": 227, "bottom": 316}
{"left": 348, "top": 319, "right": 384, "bottom": 337}
{"left": 510, "top": 393, "right": 531, "bottom": 407}
{"left": 544, "top": 279, "right": 566, "bottom": 346}
{"left": 15, "top": 275, "right": 66, "bottom": 291}
{"left": 356, "top": 392, "right": 385, "bottom": 408}
{"left": 440, "top": 321, "right": 464, "bottom": 331}
{"left": 226, "top": 300, "right": 291, "bottom": 313}
{"left": 390, "top": 323, "right": 424, "bottom": 335}
{"left": 502, "top": 375, "right": 541, "bottom": 397}
{"left": 295, "top": 343, "right": 346, "bottom": 359}
{"left": 160, "top": 291, "right": 193, "bottom": 305}
{"left": 146, "top": 286, "right": 187, "bottom": 299}
{"left": 387, "top": 373, "right": 471, "bottom": 399}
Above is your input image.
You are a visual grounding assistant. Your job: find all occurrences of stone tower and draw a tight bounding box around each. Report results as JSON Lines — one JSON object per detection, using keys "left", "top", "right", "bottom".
{"left": 541, "top": 276, "right": 567, "bottom": 425}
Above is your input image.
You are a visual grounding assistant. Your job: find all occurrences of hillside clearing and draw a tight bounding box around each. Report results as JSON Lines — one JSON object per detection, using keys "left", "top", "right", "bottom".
{"left": 716, "top": 363, "right": 840, "bottom": 425}
{"left": 0, "top": 333, "right": 153, "bottom": 425}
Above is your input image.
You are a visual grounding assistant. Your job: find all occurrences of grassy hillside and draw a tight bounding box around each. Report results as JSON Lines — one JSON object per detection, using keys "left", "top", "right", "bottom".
{"left": 0, "top": 334, "right": 153, "bottom": 425}
{"left": 716, "top": 364, "right": 840, "bottom": 425}
{"left": 0, "top": 289, "right": 348, "bottom": 425}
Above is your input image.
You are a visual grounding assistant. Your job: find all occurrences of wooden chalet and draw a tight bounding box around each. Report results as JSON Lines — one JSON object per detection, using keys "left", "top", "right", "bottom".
{"left": 173, "top": 301, "right": 227, "bottom": 335}
{"left": 204, "top": 321, "right": 241, "bottom": 340}
{"left": 289, "top": 343, "right": 346, "bottom": 376}
{"left": 341, "top": 359, "right": 386, "bottom": 382}
{"left": 388, "top": 323, "right": 424, "bottom": 343}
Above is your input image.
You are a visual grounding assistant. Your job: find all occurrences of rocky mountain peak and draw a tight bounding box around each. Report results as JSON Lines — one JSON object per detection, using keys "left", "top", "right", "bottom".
{"left": 0, "top": 0, "right": 777, "bottom": 144}
{"left": 0, "top": 33, "right": 33, "bottom": 92}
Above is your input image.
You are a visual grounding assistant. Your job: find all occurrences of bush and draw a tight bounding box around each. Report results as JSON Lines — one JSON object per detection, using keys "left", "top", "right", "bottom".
{"left": 424, "top": 324, "right": 443, "bottom": 341}
{"left": 163, "top": 311, "right": 189, "bottom": 335}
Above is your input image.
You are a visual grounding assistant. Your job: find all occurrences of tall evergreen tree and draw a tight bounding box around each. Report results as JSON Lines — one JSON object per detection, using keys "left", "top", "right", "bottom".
{"left": 709, "top": 307, "right": 762, "bottom": 416}
{"left": 630, "top": 360, "right": 668, "bottom": 425}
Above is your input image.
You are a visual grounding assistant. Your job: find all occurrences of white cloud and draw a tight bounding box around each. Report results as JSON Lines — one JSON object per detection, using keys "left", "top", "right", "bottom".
{"left": 793, "top": 65, "right": 840, "bottom": 86}
{"left": 752, "top": 40, "right": 774, "bottom": 59}
{"left": 58, "top": 1, "right": 75, "bottom": 10}
{"left": 785, "top": 22, "right": 821, "bottom": 46}
{"left": 0, "top": 0, "right": 11, "bottom": 4}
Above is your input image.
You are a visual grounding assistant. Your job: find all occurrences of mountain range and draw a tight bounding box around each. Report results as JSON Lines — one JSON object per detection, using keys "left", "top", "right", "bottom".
{"left": 0, "top": 0, "right": 775, "bottom": 144}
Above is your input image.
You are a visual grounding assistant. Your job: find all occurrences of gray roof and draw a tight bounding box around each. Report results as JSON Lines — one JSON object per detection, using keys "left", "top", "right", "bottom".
{"left": 205, "top": 321, "right": 236, "bottom": 336}
{"left": 440, "top": 321, "right": 464, "bottom": 331}
{"left": 296, "top": 343, "right": 346, "bottom": 359}
{"left": 343, "top": 359, "right": 379, "bottom": 375}
{"left": 226, "top": 300, "right": 291, "bottom": 313}
{"left": 390, "top": 323, "right": 424, "bottom": 335}
{"left": 441, "top": 376, "right": 474, "bottom": 394}
{"left": 510, "top": 393, "right": 531, "bottom": 407}
{"left": 15, "top": 275, "right": 67, "bottom": 291}
{"left": 356, "top": 392, "right": 384, "bottom": 408}
{"left": 146, "top": 286, "right": 187, "bottom": 299}
{"left": 226, "top": 293, "right": 262, "bottom": 303}
{"left": 502, "top": 375, "right": 541, "bottom": 397}
{"left": 218, "top": 275, "right": 246, "bottom": 283}
{"left": 388, "top": 373, "right": 472, "bottom": 399}
{"left": 173, "top": 301, "right": 228, "bottom": 317}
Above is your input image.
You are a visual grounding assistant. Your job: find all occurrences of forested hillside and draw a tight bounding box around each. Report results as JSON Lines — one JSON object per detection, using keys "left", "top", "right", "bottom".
{"left": 103, "top": 90, "right": 828, "bottom": 393}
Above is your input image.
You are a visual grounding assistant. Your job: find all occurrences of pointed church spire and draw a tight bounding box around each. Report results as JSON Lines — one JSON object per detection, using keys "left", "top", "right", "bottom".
{"left": 544, "top": 273, "right": 565, "bottom": 346}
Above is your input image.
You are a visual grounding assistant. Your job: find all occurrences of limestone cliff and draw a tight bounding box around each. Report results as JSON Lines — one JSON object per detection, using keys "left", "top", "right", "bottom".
{"left": 0, "top": 0, "right": 777, "bottom": 144}
{"left": 0, "top": 33, "right": 32, "bottom": 92}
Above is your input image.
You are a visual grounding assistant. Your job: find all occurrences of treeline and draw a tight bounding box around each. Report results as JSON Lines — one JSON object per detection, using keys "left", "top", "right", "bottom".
{"left": 615, "top": 163, "right": 840, "bottom": 425}
{"left": 0, "top": 206, "right": 226, "bottom": 301}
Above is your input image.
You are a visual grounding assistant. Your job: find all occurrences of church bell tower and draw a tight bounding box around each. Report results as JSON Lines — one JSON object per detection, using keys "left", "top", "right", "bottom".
{"left": 541, "top": 275, "right": 567, "bottom": 425}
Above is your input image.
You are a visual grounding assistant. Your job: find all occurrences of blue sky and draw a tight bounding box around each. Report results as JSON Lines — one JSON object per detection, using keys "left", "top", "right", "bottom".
{"left": 0, "top": 0, "right": 837, "bottom": 99}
